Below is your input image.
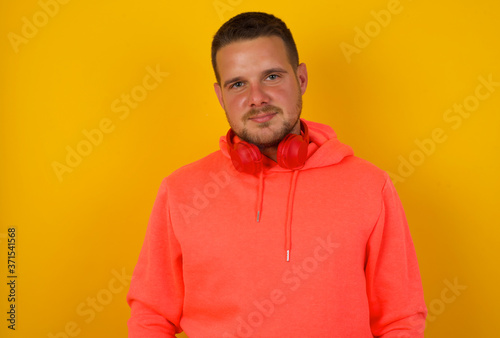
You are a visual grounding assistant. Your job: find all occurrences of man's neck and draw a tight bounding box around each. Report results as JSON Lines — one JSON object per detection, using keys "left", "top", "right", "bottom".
{"left": 259, "top": 146, "right": 279, "bottom": 162}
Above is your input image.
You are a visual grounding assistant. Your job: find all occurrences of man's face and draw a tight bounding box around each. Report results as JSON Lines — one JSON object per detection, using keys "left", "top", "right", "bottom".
{"left": 214, "top": 36, "right": 308, "bottom": 148}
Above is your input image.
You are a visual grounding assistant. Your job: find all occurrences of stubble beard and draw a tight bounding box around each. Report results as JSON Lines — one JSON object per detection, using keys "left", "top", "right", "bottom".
{"left": 228, "top": 95, "right": 303, "bottom": 149}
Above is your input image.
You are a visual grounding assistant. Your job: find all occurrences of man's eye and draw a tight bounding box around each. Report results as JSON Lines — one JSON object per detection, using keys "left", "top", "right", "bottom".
{"left": 267, "top": 74, "right": 279, "bottom": 80}
{"left": 230, "top": 82, "right": 244, "bottom": 89}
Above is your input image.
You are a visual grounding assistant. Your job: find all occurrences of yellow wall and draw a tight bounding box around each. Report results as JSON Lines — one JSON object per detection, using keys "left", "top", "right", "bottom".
{"left": 1, "top": 0, "right": 498, "bottom": 337}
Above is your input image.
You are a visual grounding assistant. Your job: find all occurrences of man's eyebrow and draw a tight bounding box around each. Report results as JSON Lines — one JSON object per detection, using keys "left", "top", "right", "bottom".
{"left": 263, "top": 67, "right": 288, "bottom": 75}
{"left": 223, "top": 76, "right": 244, "bottom": 89}
{"left": 223, "top": 68, "right": 289, "bottom": 89}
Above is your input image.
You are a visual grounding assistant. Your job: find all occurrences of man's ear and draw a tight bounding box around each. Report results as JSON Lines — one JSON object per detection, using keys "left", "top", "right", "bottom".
{"left": 214, "top": 83, "right": 225, "bottom": 109}
{"left": 296, "top": 63, "right": 308, "bottom": 95}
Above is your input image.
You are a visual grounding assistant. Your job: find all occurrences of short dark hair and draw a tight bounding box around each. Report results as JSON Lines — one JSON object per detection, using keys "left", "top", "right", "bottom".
{"left": 211, "top": 12, "right": 299, "bottom": 83}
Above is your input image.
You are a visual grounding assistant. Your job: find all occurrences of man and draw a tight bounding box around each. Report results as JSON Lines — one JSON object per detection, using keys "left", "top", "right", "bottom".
{"left": 127, "top": 12, "right": 427, "bottom": 337}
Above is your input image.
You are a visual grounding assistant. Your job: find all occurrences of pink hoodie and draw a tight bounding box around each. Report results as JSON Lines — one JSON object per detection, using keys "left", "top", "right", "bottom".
{"left": 127, "top": 119, "right": 427, "bottom": 337}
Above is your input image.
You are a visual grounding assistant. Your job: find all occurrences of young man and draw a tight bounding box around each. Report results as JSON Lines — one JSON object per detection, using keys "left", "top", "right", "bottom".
{"left": 127, "top": 12, "right": 427, "bottom": 337}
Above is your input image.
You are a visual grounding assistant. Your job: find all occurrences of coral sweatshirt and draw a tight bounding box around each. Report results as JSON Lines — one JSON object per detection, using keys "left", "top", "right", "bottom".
{"left": 127, "top": 119, "right": 427, "bottom": 337}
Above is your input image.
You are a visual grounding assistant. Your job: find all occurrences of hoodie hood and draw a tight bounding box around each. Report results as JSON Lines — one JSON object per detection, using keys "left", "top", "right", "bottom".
{"left": 219, "top": 119, "right": 353, "bottom": 261}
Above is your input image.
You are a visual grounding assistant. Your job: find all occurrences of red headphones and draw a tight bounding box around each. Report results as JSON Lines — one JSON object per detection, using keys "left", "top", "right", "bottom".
{"left": 226, "top": 119, "right": 310, "bottom": 174}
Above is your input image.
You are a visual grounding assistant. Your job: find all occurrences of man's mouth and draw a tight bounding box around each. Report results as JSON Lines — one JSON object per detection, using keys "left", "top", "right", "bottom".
{"left": 248, "top": 112, "right": 277, "bottom": 123}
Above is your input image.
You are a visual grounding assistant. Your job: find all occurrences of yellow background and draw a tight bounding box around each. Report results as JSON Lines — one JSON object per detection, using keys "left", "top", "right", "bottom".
{"left": 1, "top": 0, "right": 499, "bottom": 337}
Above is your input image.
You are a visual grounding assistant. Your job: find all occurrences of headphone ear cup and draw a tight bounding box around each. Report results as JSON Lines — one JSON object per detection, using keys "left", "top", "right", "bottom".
{"left": 226, "top": 129, "right": 262, "bottom": 174}
{"left": 277, "top": 134, "right": 308, "bottom": 169}
{"left": 277, "top": 121, "right": 310, "bottom": 170}
{"left": 231, "top": 142, "right": 262, "bottom": 174}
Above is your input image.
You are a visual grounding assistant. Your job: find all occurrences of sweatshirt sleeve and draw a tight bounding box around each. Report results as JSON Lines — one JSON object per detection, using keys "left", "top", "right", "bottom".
{"left": 365, "top": 176, "right": 427, "bottom": 337}
{"left": 127, "top": 178, "right": 184, "bottom": 337}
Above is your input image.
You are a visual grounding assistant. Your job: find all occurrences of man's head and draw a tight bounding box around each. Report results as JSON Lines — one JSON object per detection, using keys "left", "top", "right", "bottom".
{"left": 211, "top": 12, "right": 299, "bottom": 84}
{"left": 212, "top": 12, "right": 308, "bottom": 151}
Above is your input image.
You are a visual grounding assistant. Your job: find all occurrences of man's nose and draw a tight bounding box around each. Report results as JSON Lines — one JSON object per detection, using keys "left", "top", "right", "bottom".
{"left": 248, "top": 83, "right": 270, "bottom": 107}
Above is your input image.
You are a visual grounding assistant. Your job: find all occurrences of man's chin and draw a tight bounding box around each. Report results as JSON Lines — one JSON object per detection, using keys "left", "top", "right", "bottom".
{"left": 232, "top": 114, "right": 299, "bottom": 148}
{"left": 254, "top": 120, "right": 273, "bottom": 129}
{"left": 239, "top": 127, "right": 289, "bottom": 149}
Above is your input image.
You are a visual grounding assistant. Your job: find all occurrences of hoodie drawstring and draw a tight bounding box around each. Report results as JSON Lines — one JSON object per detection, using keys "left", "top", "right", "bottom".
{"left": 255, "top": 169, "right": 300, "bottom": 262}
{"left": 285, "top": 170, "right": 300, "bottom": 262}
{"left": 256, "top": 170, "right": 264, "bottom": 222}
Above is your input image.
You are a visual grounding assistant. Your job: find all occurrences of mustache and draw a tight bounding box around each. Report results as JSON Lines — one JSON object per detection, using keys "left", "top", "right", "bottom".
{"left": 244, "top": 105, "right": 283, "bottom": 119}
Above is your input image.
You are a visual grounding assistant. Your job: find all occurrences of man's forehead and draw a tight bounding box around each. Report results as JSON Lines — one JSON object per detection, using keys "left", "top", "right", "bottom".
{"left": 216, "top": 36, "right": 290, "bottom": 79}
